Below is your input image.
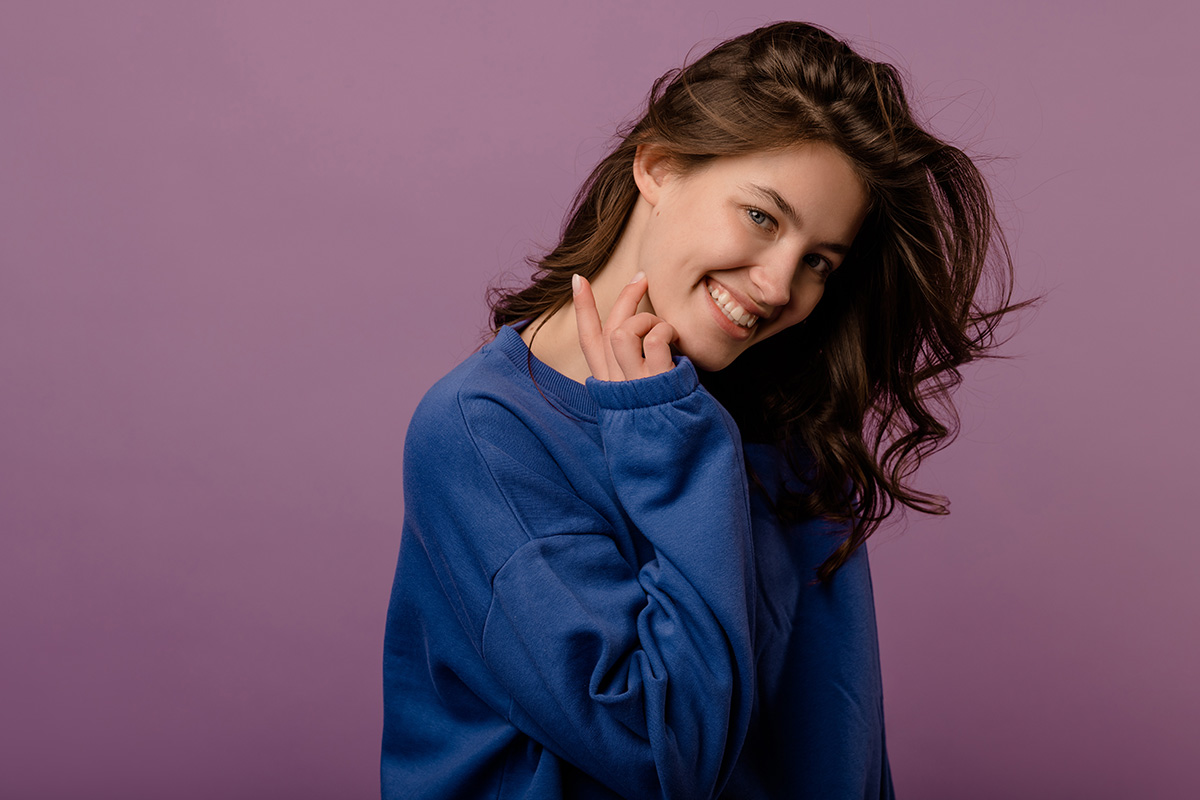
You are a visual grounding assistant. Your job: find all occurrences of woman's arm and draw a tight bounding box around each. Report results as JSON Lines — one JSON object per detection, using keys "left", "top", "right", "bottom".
{"left": 401, "top": 344, "right": 756, "bottom": 798}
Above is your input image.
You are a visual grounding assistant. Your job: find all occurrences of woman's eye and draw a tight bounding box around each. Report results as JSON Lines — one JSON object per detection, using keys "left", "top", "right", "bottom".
{"left": 803, "top": 253, "right": 833, "bottom": 277}
{"left": 747, "top": 208, "right": 775, "bottom": 229}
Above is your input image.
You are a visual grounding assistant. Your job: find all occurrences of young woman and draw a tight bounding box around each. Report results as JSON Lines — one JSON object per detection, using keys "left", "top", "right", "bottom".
{"left": 383, "top": 21, "right": 1021, "bottom": 799}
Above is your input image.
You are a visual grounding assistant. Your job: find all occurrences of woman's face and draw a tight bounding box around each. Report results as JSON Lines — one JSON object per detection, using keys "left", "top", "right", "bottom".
{"left": 632, "top": 144, "right": 870, "bottom": 372}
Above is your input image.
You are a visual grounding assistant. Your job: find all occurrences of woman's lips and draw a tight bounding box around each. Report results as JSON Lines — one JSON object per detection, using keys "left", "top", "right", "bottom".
{"left": 704, "top": 278, "right": 760, "bottom": 328}
{"left": 701, "top": 279, "right": 756, "bottom": 342}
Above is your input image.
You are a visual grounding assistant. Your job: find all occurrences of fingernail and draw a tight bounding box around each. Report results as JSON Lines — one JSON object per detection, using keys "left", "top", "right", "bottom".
{"left": 629, "top": 271, "right": 645, "bottom": 284}
{"left": 572, "top": 274, "right": 582, "bottom": 294}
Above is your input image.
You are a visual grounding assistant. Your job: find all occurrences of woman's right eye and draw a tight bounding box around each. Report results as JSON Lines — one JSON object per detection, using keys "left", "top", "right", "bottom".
{"left": 747, "top": 208, "right": 776, "bottom": 230}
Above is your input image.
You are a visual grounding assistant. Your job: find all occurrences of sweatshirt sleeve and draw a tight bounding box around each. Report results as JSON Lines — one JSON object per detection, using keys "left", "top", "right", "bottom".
{"left": 405, "top": 358, "right": 756, "bottom": 800}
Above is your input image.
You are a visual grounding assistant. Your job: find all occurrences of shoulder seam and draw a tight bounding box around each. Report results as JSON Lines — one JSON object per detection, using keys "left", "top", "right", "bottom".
{"left": 452, "top": 378, "right": 538, "bottom": 554}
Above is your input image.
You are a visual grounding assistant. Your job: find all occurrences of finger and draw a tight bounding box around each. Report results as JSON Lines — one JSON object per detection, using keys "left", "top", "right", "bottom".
{"left": 642, "top": 321, "right": 678, "bottom": 376}
{"left": 610, "top": 312, "right": 668, "bottom": 380}
{"left": 604, "top": 271, "right": 648, "bottom": 331}
{"left": 571, "top": 274, "right": 608, "bottom": 380}
{"left": 599, "top": 272, "right": 649, "bottom": 380}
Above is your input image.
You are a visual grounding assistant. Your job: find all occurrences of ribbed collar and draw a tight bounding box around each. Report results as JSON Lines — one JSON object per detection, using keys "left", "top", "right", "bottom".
{"left": 492, "top": 325, "right": 599, "bottom": 421}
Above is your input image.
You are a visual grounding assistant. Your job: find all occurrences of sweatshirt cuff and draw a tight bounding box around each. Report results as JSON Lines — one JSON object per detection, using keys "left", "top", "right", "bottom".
{"left": 585, "top": 357, "right": 699, "bottom": 410}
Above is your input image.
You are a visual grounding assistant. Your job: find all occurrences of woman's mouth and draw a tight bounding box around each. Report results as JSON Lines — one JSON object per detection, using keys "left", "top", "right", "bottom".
{"left": 706, "top": 279, "right": 758, "bottom": 329}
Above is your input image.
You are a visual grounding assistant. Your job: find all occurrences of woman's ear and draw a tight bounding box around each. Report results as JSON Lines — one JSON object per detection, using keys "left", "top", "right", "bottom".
{"left": 632, "top": 144, "right": 673, "bottom": 206}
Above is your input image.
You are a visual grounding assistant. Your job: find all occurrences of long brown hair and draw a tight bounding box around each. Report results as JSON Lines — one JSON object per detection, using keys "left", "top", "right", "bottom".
{"left": 490, "top": 21, "right": 1027, "bottom": 581}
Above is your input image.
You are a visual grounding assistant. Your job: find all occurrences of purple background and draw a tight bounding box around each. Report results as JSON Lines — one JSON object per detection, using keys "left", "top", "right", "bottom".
{"left": 2, "top": 1, "right": 1196, "bottom": 797}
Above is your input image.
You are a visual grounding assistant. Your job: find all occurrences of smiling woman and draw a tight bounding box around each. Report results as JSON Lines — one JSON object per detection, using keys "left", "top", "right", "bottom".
{"left": 383, "top": 20, "right": 1022, "bottom": 800}
{"left": 518, "top": 144, "right": 869, "bottom": 379}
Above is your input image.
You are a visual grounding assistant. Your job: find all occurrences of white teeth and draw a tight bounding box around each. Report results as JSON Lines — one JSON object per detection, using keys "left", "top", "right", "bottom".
{"left": 706, "top": 280, "right": 758, "bottom": 329}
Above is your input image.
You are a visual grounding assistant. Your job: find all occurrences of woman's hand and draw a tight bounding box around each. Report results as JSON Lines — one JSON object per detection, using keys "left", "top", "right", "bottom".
{"left": 573, "top": 272, "right": 678, "bottom": 381}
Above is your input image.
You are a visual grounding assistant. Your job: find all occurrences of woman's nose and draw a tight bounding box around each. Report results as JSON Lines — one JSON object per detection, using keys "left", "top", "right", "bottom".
{"left": 749, "top": 253, "right": 798, "bottom": 308}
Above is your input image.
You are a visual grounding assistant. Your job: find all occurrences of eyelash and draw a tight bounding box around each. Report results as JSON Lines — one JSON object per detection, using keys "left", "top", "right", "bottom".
{"left": 746, "top": 207, "right": 835, "bottom": 278}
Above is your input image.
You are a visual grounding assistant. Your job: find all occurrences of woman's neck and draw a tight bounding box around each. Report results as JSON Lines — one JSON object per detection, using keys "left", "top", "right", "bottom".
{"left": 519, "top": 200, "right": 652, "bottom": 384}
{"left": 519, "top": 304, "right": 593, "bottom": 384}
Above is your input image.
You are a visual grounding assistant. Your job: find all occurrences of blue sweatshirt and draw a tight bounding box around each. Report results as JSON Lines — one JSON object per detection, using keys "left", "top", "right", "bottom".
{"left": 382, "top": 326, "right": 894, "bottom": 799}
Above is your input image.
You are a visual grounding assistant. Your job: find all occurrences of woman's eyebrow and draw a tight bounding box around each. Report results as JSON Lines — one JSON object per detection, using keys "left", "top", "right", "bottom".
{"left": 745, "top": 184, "right": 800, "bottom": 227}
{"left": 743, "top": 183, "right": 851, "bottom": 255}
